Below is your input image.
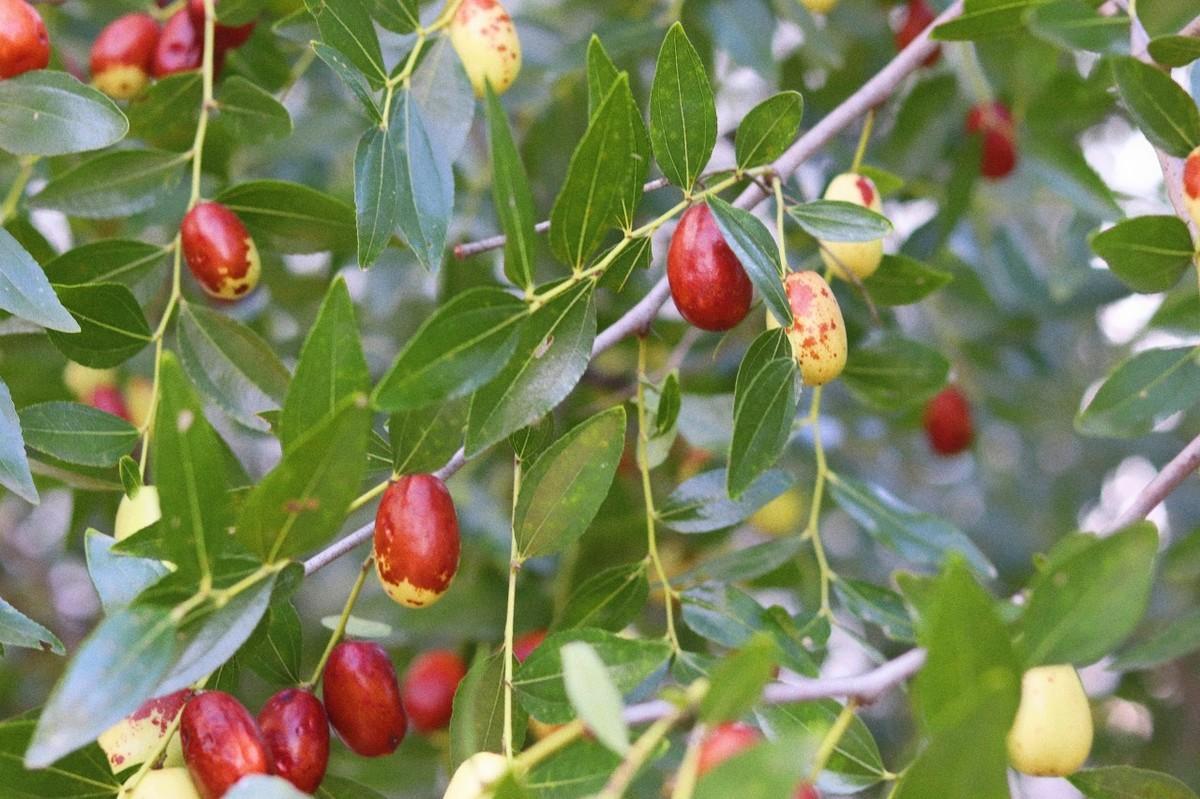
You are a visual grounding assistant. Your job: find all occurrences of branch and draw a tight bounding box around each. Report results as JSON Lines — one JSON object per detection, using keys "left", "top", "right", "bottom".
{"left": 1109, "top": 432, "right": 1200, "bottom": 533}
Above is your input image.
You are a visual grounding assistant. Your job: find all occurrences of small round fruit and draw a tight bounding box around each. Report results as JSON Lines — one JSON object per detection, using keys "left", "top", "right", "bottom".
{"left": 800, "top": 0, "right": 839, "bottom": 14}
{"left": 0, "top": 0, "right": 49, "bottom": 79}
{"left": 124, "top": 767, "right": 202, "bottom": 799}
{"left": 258, "top": 688, "right": 329, "bottom": 794}
{"left": 667, "top": 204, "right": 754, "bottom": 332}
{"left": 448, "top": 0, "right": 521, "bottom": 97}
{"left": 766, "top": 271, "right": 848, "bottom": 387}
{"left": 91, "top": 14, "right": 160, "bottom": 100}
{"left": 512, "top": 629, "right": 546, "bottom": 663}
{"left": 115, "top": 485, "right": 162, "bottom": 541}
{"left": 750, "top": 490, "right": 803, "bottom": 536}
{"left": 444, "top": 751, "right": 509, "bottom": 799}
{"left": 374, "top": 475, "right": 461, "bottom": 608}
{"left": 323, "top": 641, "right": 407, "bottom": 756}
{"left": 126, "top": 376, "right": 156, "bottom": 430}
{"left": 894, "top": 0, "right": 940, "bottom": 67}
{"left": 64, "top": 363, "right": 119, "bottom": 401}
{"left": 819, "top": 172, "right": 885, "bottom": 281}
{"left": 152, "top": 10, "right": 202, "bottom": 77}
{"left": 794, "top": 785, "right": 821, "bottom": 799}
{"left": 186, "top": 0, "right": 255, "bottom": 52}
{"left": 180, "top": 202, "right": 261, "bottom": 300}
{"left": 923, "top": 386, "right": 972, "bottom": 456}
{"left": 88, "top": 385, "right": 131, "bottom": 420}
{"left": 1007, "top": 665, "right": 1093, "bottom": 777}
{"left": 180, "top": 691, "right": 271, "bottom": 799}
{"left": 697, "top": 722, "right": 761, "bottom": 776}
{"left": 98, "top": 689, "right": 191, "bottom": 774}
{"left": 966, "top": 101, "right": 1017, "bottom": 180}
{"left": 1184, "top": 146, "right": 1200, "bottom": 230}
{"left": 402, "top": 649, "right": 468, "bottom": 733}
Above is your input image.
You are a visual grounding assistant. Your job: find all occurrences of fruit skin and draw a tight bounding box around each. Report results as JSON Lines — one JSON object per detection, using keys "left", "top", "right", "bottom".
{"left": 180, "top": 691, "right": 272, "bottom": 799}
{"left": 0, "top": 0, "right": 49, "bottom": 79}
{"left": 750, "top": 490, "right": 803, "bottom": 536}
{"left": 819, "top": 172, "right": 885, "bottom": 281}
{"left": 800, "top": 0, "right": 839, "bottom": 14}
{"left": 91, "top": 14, "right": 160, "bottom": 100}
{"left": 186, "top": 0, "right": 256, "bottom": 52}
{"left": 126, "top": 376, "right": 156, "bottom": 430}
{"left": 374, "top": 475, "right": 461, "bottom": 608}
{"left": 89, "top": 385, "right": 131, "bottom": 420}
{"left": 257, "top": 688, "right": 329, "bottom": 794}
{"left": 794, "top": 785, "right": 821, "bottom": 799}
{"left": 966, "top": 101, "right": 1018, "bottom": 180}
{"left": 323, "top": 641, "right": 407, "bottom": 756}
{"left": 124, "top": 767, "right": 202, "bottom": 799}
{"left": 64, "top": 363, "right": 119, "bottom": 401}
{"left": 448, "top": 0, "right": 521, "bottom": 97}
{"left": 1007, "top": 665, "right": 1093, "bottom": 777}
{"left": 180, "top": 202, "right": 261, "bottom": 300}
{"left": 153, "top": 10, "right": 207, "bottom": 77}
{"left": 766, "top": 271, "right": 848, "bottom": 387}
{"left": 512, "top": 629, "right": 546, "bottom": 663}
{"left": 894, "top": 0, "right": 940, "bottom": 67}
{"left": 667, "top": 204, "right": 754, "bottom": 332}
{"left": 923, "top": 386, "right": 973, "bottom": 456}
{"left": 444, "top": 751, "right": 509, "bottom": 799}
{"left": 115, "top": 485, "right": 162, "bottom": 541}
{"left": 1184, "top": 146, "right": 1200, "bottom": 230}
{"left": 697, "top": 722, "right": 761, "bottom": 776}
{"left": 98, "top": 689, "right": 191, "bottom": 775}
{"left": 402, "top": 649, "right": 468, "bottom": 733}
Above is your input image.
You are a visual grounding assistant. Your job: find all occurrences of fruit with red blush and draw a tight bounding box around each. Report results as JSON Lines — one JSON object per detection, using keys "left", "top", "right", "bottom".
{"left": 766, "top": 271, "right": 848, "bottom": 386}
{"left": 923, "top": 385, "right": 973, "bottom": 456}
{"left": 0, "top": 0, "right": 50, "bottom": 79}
{"left": 373, "top": 474, "right": 462, "bottom": 608}
{"left": 90, "top": 13, "right": 160, "bottom": 99}
{"left": 180, "top": 202, "right": 261, "bottom": 300}
{"left": 401, "top": 649, "right": 468, "bottom": 733}
{"left": 667, "top": 203, "right": 754, "bottom": 332}
{"left": 894, "top": 0, "right": 940, "bottom": 67}
{"left": 966, "top": 101, "right": 1018, "bottom": 180}
{"left": 179, "top": 691, "right": 271, "bottom": 799}
{"left": 257, "top": 688, "right": 329, "bottom": 794}
{"left": 322, "top": 641, "right": 407, "bottom": 756}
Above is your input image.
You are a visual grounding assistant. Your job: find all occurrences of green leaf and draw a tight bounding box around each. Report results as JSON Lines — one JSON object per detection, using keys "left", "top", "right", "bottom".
{"left": 128, "top": 72, "right": 202, "bottom": 150}
{"left": 236, "top": 395, "right": 370, "bottom": 561}
{"left": 215, "top": 76, "right": 293, "bottom": 143}
{"left": 865, "top": 255, "right": 952, "bottom": 306}
{"left": 312, "top": 41, "right": 381, "bottom": 122}
{"left": 554, "top": 561, "right": 649, "bottom": 633}
{"left": 0, "top": 379, "right": 37, "bottom": 504}
{"left": 678, "top": 537, "right": 804, "bottom": 586}
{"left": 584, "top": 38, "right": 649, "bottom": 230}
{"left": 1111, "top": 55, "right": 1200, "bottom": 157}
{"left": 561, "top": 642, "right": 630, "bottom": 755}
{"left": 514, "top": 628, "right": 671, "bottom": 723}
{"left": 0, "top": 720, "right": 117, "bottom": 798}
{"left": 1026, "top": 1, "right": 1129, "bottom": 54}
{"left": 30, "top": 149, "right": 187, "bottom": 219}
{"left": 0, "top": 594, "right": 62, "bottom": 655}
{"left": 0, "top": 71, "right": 127, "bottom": 157}
{"left": 1147, "top": 35, "right": 1200, "bottom": 67}
{"left": 25, "top": 604, "right": 177, "bottom": 768}
{"left": 390, "top": 399, "right": 467, "bottom": 475}
{"left": 280, "top": 278, "right": 368, "bottom": 450}
{"left": 706, "top": 197, "right": 790, "bottom": 327}
{"left": 525, "top": 739, "right": 620, "bottom": 799}
{"left": 47, "top": 283, "right": 151, "bottom": 368}
{"left": 371, "top": 0, "right": 419, "bottom": 33}
{"left": 586, "top": 35, "right": 621, "bottom": 117}
{"left": 728, "top": 357, "right": 797, "bottom": 499}
{"left": 841, "top": 335, "right": 949, "bottom": 413}
{"left": 178, "top": 301, "right": 290, "bottom": 432}
{"left": 758, "top": 700, "right": 886, "bottom": 793}
{"left": 549, "top": 75, "right": 634, "bottom": 269}
{"left": 316, "top": 776, "right": 390, "bottom": 799}
{"left": 18, "top": 402, "right": 138, "bottom": 467}
{"left": 0, "top": 229, "right": 78, "bottom": 332}
{"left": 658, "top": 469, "right": 792, "bottom": 534}
{"left": 354, "top": 124, "right": 399, "bottom": 268}
{"left": 649, "top": 23, "right": 716, "bottom": 191}
{"left": 390, "top": 90, "right": 455, "bottom": 270}
{"left": 485, "top": 85, "right": 538, "bottom": 291}
{"left": 43, "top": 239, "right": 168, "bottom": 288}
{"left": 242, "top": 601, "right": 303, "bottom": 685}
{"left": 373, "top": 286, "right": 526, "bottom": 411}
{"left": 450, "top": 650, "right": 526, "bottom": 769}
{"left": 700, "top": 634, "right": 777, "bottom": 723}
{"left": 827, "top": 473, "right": 996, "bottom": 578}
{"left": 1090, "top": 215, "right": 1195, "bottom": 293}
{"left": 466, "top": 281, "right": 596, "bottom": 457}
{"left": 217, "top": 180, "right": 356, "bottom": 255}
{"left": 410, "top": 37, "right": 475, "bottom": 164}
{"left": 514, "top": 406, "right": 626, "bottom": 559}
{"left": 304, "top": 0, "right": 386, "bottom": 87}
{"left": 1018, "top": 522, "right": 1157, "bottom": 666}
{"left": 693, "top": 737, "right": 806, "bottom": 799}
{"left": 736, "top": 92, "right": 804, "bottom": 170}
{"left": 1070, "top": 766, "right": 1199, "bottom": 799}
{"left": 1076, "top": 346, "right": 1200, "bottom": 438}
{"left": 834, "top": 578, "right": 915, "bottom": 643}
{"left": 787, "top": 201, "right": 892, "bottom": 242}
{"left": 933, "top": 0, "right": 1044, "bottom": 40}
{"left": 84, "top": 530, "right": 168, "bottom": 614}
{"left": 1111, "top": 607, "right": 1200, "bottom": 671}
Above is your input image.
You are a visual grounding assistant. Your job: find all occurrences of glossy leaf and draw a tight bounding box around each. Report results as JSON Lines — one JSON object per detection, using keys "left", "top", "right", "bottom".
{"left": 1076, "top": 346, "right": 1200, "bottom": 438}
{"left": 390, "top": 399, "right": 467, "bottom": 475}
{"left": 0, "top": 720, "right": 117, "bottom": 798}
{"left": 410, "top": 37, "right": 475, "bottom": 164}
{"left": 585, "top": 36, "right": 649, "bottom": 229}
{"left": 312, "top": 41, "right": 381, "bottom": 121}
{"left": 865, "top": 254, "right": 952, "bottom": 306}
{"left": 18, "top": 402, "right": 138, "bottom": 467}
{"left": 84, "top": 530, "right": 168, "bottom": 614}
{"left": 47, "top": 283, "right": 151, "bottom": 368}
{"left": 707, "top": 197, "right": 791, "bottom": 327}
{"left": 1090, "top": 215, "right": 1195, "bottom": 294}
{"left": 0, "top": 229, "right": 78, "bottom": 332}
{"left": 787, "top": 201, "right": 892, "bottom": 242}
{"left": 43, "top": 239, "right": 167, "bottom": 288}
{"left": 217, "top": 180, "right": 356, "bottom": 255}
{"left": 1147, "top": 35, "right": 1200, "bottom": 67}
{"left": 736, "top": 92, "right": 804, "bottom": 170}
{"left": 242, "top": 601, "right": 303, "bottom": 685}
{"left": 215, "top": 76, "right": 293, "bottom": 143}
{"left": 841, "top": 335, "right": 949, "bottom": 412}
{"left": 728, "top": 357, "right": 797, "bottom": 499}
{"left": 390, "top": 91, "right": 455, "bottom": 270}
{"left": 1111, "top": 56, "right": 1200, "bottom": 157}
{"left": 354, "top": 124, "right": 400, "bottom": 268}
{"left": 484, "top": 84, "right": 537, "bottom": 291}
{"left": 554, "top": 561, "right": 649, "bottom": 633}
{"left": 304, "top": 0, "right": 386, "bottom": 86}
{"left": 649, "top": 23, "right": 716, "bottom": 191}
{"left": 0, "top": 378, "right": 37, "bottom": 504}
{"left": 0, "top": 71, "right": 127, "bottom": 157}
{"left": 0, "top": 594, "right": 62, "bottom": 655}
{"left": 30, "top": 149, "right": 187, "bottom": 219}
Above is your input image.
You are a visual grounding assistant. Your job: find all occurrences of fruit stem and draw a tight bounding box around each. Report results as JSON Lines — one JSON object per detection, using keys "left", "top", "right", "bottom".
{"left": 806, "top": 697, "right": 859, "bottom": 783}
{"left": 636, "top": 337, "right": 681, "bottom": 653}
{"left": 306, "top": 554, "right": 374, "bottom": 688}
{"left": 515, "top": 719, "right": 586, "bottom": 770}
{"left": 850, "top": 110, "right": 874, "bottom": 174}
{"left": 772, "top": 176, "right": 788, "bottom": 276}
{"left": 595, "top": 708, "right": 686, "bottom": 799}
{"left": 503, "top": 456, "right": 523, "bottom": 760}
{"left": 348, "top": 478, "right": 391, "bottom": 515}
{"left": 0, "top": 156, "right": 36, "bottom": 225}
{"left": 801, "top": 387, "right": 837, "bottom": 619}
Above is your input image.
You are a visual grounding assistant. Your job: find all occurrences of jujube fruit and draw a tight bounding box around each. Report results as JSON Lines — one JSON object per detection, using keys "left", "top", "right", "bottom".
{"left": 115, "top": 485, "right": 162, "bottom": 542}
{"left": 750, "top": 490, "right": 804, "bottom": 536}
{"left": 64, "top": 363, "right": 118, "bottom": 402}
{"left": 794, "top": 786, "right": 820, "bottom": 799}
{"left": 923, "top": 386, "right": 972, "bottom": 456}
{"left": 1006, "top": 665, "right": 1093, "bottom": 777}
{"left": 512, "top": 629, "right": 546, "bottom": 663}
{"left": 1184, "top": 146, "right": 1200, "bottom": 230}
{"left": 186, "top": 0, "right": 255, "bottom": 52}
{"left": 257, "top": 688, "right": 329, "bottom": 794}
{"left": 88, "top": 384, "right": 131, "bottom": 420}
{"left": 819, "top": 172, "right": 885, "bottom": 281}
{"left": 180, "top": 691, "right": 271, "bottom": 799}
{"left": 800, "top": 0, "right": 839, "bottom": 14}
{"left": 444, "top": 751, "right": 509, "bottom": 799}
{"left": 152, "top": 11, "right": 203, "bottom": 78}
{"left": 667, "top": 204, "right": 753, "bottom": 332}
{"left": 91, "top": 14, "right": 160, "bottom": 100}
{"left": 126, "top": 375, "right": 156, "bottom": 429}
{"left": 448, "top": 0, "right": 522, "bottom": 97}
{"left": 123, "top": 767, "right": 202, "bottom": 799}
{"left": 894, "top": 0, "right": 940, "bottom": 67}
{"left": 322, "top": 641, "right": 407, "bottom": 756}
{"left": 966, "top": 101, "right": 1017, "bottom": 180}
{"left": 767, "top": 271, "right": 848, "bottom": 386}
{"left": 696, "top": 722, "right": 761, "bottom": 775}
{"left": 0, "top": 0, "right": 49, "bottom": 79}
{"left": 98, "top": 688, "right": 191, "bottom": 774}
{"left": 402, "top": 649, "right": 468, "bottom": 733}
{"left": 180, "top": 202, "right": 261, "bottom": 300}
{"left": 374, "top": 474, "right": 461, "bottom": 608}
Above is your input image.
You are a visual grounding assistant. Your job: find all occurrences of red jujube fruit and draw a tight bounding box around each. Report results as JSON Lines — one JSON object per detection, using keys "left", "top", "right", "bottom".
{"left": 401, "top": 649, "right": 468, "bottom": 733}
{"left": 323, "top": 641, "right": 407, "bottom": 756}
{"left": 373, "top": 475, "right": 461, "bottom": 608}
{"left": 180, "top": 691, "right": 271, "bottom": 799}
{"left": 667, "top": 204, "right": 753, "bottom": 332}
{"left": 180, "top": 202, "right": 261, "bottom": 300}
{"left": 187, "top": 0, "right": 256, "bottom": 52}
{"left": 88, "top": 385, "right": 130, "bottom": 420}
{"left": 513, "top": 629, "right": 547, "bottom": 663}
{"left": 257, "top": 688, "right": 329, "bottom": 794}
{"left": 152, "top": 10, "right": 209, "bottom": 77}
{"left": 697, "top": 722, "right": 761, "bottom": 775}
{"left": 894, "top": 0, "right": 940, "bottom": 66}
{"left": 923, "top": 385, "right": 973, "bottom": 456}
{"left": 0, "top": 0, "right": 49, "bottom": 79}
{"left": 90, "top": 13, "right": 160, "bottom": 99}
{"left": 966, "top": 101, "right": 1018, "bottom": 180}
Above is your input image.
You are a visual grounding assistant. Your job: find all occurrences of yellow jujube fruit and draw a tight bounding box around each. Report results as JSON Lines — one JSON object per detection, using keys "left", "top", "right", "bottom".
{"left": 63, "top": 363, "right": 119, "bottom": 402}
{"left": 1006, "top": 665, "right": 1093, "bottom": 777}
{"left": 1184, "top": 146, "right": 1200, "bottom": 230}
{"left": 767, "top": 271, "right": 848, "bottom": 386}
{"left": 99, "top": 690, "right": 189, "bottom": 775}
{"left": 750, "top": 490, "right": 804, "bottom": 536}
{"left": 819, "top": 172, "right": 885, "bottom": 281}
{"left": 115, "top": 485, "right": 161, "bottom": 542}
{"left": 125, "top": 376, "right": 156, "bottom": 430}
{"left": 122, "top": 767, "right": 201, "bottom": 799}
{"left": 449, "top": 0, "right": 521, "bottom": 97}
{"left": 444, "top": 751, "right": 510, "bottom": 799}
{"left": 801, "top": 0, "right": 840, "bottom": 15}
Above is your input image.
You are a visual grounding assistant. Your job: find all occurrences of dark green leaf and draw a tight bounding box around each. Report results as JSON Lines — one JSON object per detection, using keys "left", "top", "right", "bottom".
{"left": 127, "top": 72, "right": 202, "bottom": 150}
{"left": 390, "top": 399, "right": 467, "bottom": 475}
{"left": 0, "top": 229, "right": 79, "bottom": 332}
{"left": 1111, "top": 55, "right": 1200, "bottom": 157}
{"left": 215, "top": 76, "right": 293, "bottom": 143}
{"left": 649, "top": 23, "right": 716, "bottom": 191}
{"left": 728, "top": 358, "right": 797, "bottom": 499}
{"left": 758, "top": 700, "right": 885, "bottom": 793}
{"left": 217, "top": 180, "right": 356, "bottom": 255}
{"left": 787, "top": 201, "right": 892, "bottom": 242}
{"left": 736, "top": 92, "right": 804, "bottom": 170}
{"left": 485, "top": 84, "right": 538, "bottom": 291}
{"left": 841, "top": 335, "right": 949, "bottom": 412}
{"left": 242, "top": 601, "right": 303, "bottom": 684}
{"left": 84, "top": 530, "right": 168, "bottom": 614}
{"left": 700, "top": 634, "right": 777, "bottom": 723}
{"left": 1090, "top": 215, "right": 1195, "bottom": 293}
{"left": 0, "top": 71, "right": 127, "bottom": 157}
{"left": 659, "top": 469, "right": 792, "bottom": 534}
{"left": 933, "top": 0, "right": 1041, "bottom": 40}
{"left": 707, "top": 197, "right": 790, "bottom": 327}
{"left": 304, "top": 0, "right": 386, "bottom": 86}
{"left": 0, "top": 720, "right": 117, "bottom": 798}
{"left": 0, "top": 379, "right": 37, "bottom": 504}
{"left": 0, "top": 594, "right": 62, "bottom": 655}
{"left": 450, "top": 650, "right": 526, "bottom": 769}
{"left": 410, "top": 37, "right": 475, "bottom": 164}
{"left": 1070, "top": 766, "right": 1199, "bottom": 799}
{"left": 834, "top": 578, "right": 915, "bottom": 643}
{"left": 390, "top": 90, "right": 455, "bottom": 270}
{"left": 47, "top": 283, "right": 151, "bottom": 368}
{"left": 354, "top": 124, "right": 400, "bottom": 268}
{"left": 865, "top": 255, "right": 952, "bottom": 306}
{"left": 31, "top": 150, "right": 187, "bottom": 219}
{"left": 554, "top": 561, "right": 649, "bottom": 633}
{"left": 371, "top": 0, "right": 419, "bottom": 33}
{"left": 18, "top": 402, "right": 138, "bottom": 467}
{"left": 43, "top": 240, "right": 167, "bottom": 288}
{"left": 1076, "top": 346, "right": 1200, "bottom": 438}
